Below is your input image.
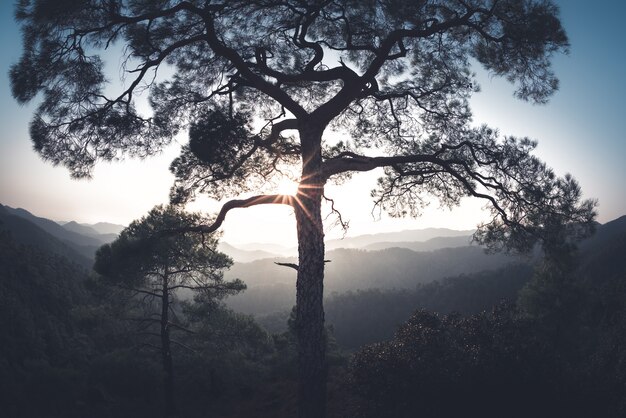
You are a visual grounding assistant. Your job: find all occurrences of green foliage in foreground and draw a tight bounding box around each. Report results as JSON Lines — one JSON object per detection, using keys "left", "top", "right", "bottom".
{"left": 349, "top": 228, "right": 626, "bottom": 418}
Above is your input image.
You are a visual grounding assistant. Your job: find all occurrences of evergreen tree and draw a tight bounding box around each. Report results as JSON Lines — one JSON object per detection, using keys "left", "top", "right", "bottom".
{"left": 94, "top": 205, "right": 243, "bottom": 416}
{"left": 12, "top": 2, "right": 596, "bottom": 416}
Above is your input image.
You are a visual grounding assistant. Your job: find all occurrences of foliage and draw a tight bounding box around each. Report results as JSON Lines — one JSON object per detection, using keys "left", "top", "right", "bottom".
{"left": 10, "top": 2, "right": 599, "bottom": 416}
{"left": 10, "top": 0, "right": 595, "bottom": 250}
{"left": 95, "top": 205, "right": 238, "bottom": 290}
{"left": 347, "top": 219, "right": 626, "bottom": 418}
{"left": 260, "top": 262, "right": 533, "bottom": 350}
{"left": 93, "top": 205, "right": 244, "bottom": 415}
{"left": 0, "top": 230, "right": 88, "bottom": 368}
{"left": 349, "top": 307, "right": 601, "bottom": 418}
{"left": 2, "top": 211, "right": 626, "bottom": 416}
{"left": 0, "top": 230, "right": 91, "bottom": 417}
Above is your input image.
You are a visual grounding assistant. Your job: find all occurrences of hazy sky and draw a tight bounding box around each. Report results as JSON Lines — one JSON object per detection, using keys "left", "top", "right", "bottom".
{"left": 1, "top": 1, "right": 624, "bottom": 246}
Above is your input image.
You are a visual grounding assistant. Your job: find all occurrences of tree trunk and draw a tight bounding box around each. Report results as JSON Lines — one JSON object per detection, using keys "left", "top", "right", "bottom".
{"left": 161, "top": 274, "right": 175, "bottom": 417}
{"left": 295, "top": 124, "right": 327, "bottom": 418}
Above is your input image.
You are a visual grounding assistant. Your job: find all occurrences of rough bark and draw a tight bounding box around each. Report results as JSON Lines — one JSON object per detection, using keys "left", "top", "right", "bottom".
{"left": 295, "top": 124, "right": 327, "bottom": 418}
{"left": 161, "top": 272, "right": 175, "bottom": 417}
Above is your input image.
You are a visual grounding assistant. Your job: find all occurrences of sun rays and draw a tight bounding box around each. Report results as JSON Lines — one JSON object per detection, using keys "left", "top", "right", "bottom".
{"left": 275, "top": 178, "right": 300, "bottom": 196}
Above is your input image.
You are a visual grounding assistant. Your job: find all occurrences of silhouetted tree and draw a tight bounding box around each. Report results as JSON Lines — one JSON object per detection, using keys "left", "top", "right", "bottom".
{"left": 94, "top": 205, "right": 243, "bottom": 416}
{"left": 12, "top": 2, "right": 596, "bottom": 416}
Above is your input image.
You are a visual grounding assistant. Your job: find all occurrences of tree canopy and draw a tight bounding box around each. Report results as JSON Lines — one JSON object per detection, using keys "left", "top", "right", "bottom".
{"left": 94, "top": 205, "right": 243, "bottom": 416}
{"left": 94, "top": 205, "right": 238, "bottom": 294}
{"left": 11, "top": 0, "right": 594, "bottom": 249}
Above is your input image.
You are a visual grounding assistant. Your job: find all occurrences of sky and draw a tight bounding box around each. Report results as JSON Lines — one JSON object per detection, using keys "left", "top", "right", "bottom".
{"left": 0, "top": 1, "right": 624, "bottom": 246}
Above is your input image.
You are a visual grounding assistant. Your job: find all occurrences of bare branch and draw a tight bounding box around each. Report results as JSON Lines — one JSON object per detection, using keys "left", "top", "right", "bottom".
{"left": 116, "top": 284, "right": 162, "bottom": 299}
{"left": 323, "top": 194, "right": 349, "bottom": 234}
{"left": 168, "top": 322, "right": 196, "bottom": 335}
{"left": 274, "top": 259, "right": 331, "bottom": 272}
{"left": 170, "top": 339, "right": 197, "bottom": 353}
{"left": 275, "top": 261, "right": 299, "bottom": 271}
{"left": 166, "top": 194, "right": 295, "bottom": 236}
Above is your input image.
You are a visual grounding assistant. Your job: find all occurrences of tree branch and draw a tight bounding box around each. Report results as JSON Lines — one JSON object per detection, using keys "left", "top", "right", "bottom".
{"left": 170, "top": 339, "right": 197, "bottom": 353}
{"left": 117, "top": 284, "right": 162, "bottom": 299}
{"left": 322, "top": 153, "right": 439, "bottom": 178}
{"left": 201, "top": 14, "right": 308, "bottom": 118}
{"left": 166, "top": 194, "right": 295, "bottom": 236}
{"left": 275, "top": 261, "right": 299, "bottom": 271}
{"left": 274, "top": 260, "right": 331, "bottom": 272}
{"left": 168, "top": 322, "right": 196, "bottom": 335}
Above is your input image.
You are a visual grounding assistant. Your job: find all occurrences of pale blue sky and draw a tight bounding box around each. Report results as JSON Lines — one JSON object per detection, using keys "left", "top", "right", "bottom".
{"left": 0, "top": 1, "right": 624, "bottom": 245}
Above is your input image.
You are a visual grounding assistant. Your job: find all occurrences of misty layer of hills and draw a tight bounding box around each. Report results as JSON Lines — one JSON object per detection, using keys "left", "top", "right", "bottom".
{"left": 217, "top": 228, "right": 475, "bottom": 262}
{"left": 0, "top": 204, "right": 124, "bottom": 266}
{"left": 2, "top": 201, "right": 626, "bottom": 416}
{"left": 0, "top": 202, "right": 520, "bottom": 317}
{"left": 223, "top": 246, "right": 523, "bottom": 315}
{"left": 3, "top": 202, "right": 625, "bottom": 323}
{"left": 3, "top": 201, "right": 626, "bottom": 350}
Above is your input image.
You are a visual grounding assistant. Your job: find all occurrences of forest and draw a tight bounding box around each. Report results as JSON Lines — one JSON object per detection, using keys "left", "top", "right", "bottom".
{"left": 1, "top": 203, "right": 626, "bottom": 417}
{"left": 3, "top": 1, "right": 622, "bottom": 417}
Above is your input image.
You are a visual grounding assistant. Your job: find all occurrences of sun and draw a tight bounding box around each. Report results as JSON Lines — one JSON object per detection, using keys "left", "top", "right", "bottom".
{"left": 276, "top": 178, "right": 300, "bottom": 196}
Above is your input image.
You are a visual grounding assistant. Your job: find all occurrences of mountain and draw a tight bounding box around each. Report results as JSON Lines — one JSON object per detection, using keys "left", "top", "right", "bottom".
{"left": 579, "top": 215, "right": 626, "bottom": 280}
{"left": 325, "top": 227, "right": 475, "bottom": 250}
{"left": 235, "top": 242, "right": 294, "bottom": 256}
{"left": 0, "top": 204, "right": 122, "bottom": 259}
{"left": 225, "top": 216, "right": 626, "bottom": 316}
{"left": 260, "top": 262, "right": 534, "bottom": 349}
{"left": 62, "top": 220, "right": 101, "bottom": 236}
{"left": 363, "top": 235, "right": 474, "bottom": 252}
{"left": 580, "top": 215, "right": 626, "bottom": 255}
{"left": 57, "top": 220, "right": 125, "bottom": 236}
{"left": 2, "top": 205, "right": 103, "bottom": 247}
{"left": 61, "top": 221, "right": 119, "bottom": 244}
{"left": 225, "top": 245, "right": 522, "bottom": 315}
{"left": 257, "top": 216, "right": 626, "bottom": 350}
{"left": 218, "top": 242, "right": 282, "bottom": 263}
{"left": 0, "top": 205, "right": 93, "bottom": 268}
{"left": 88, "top": 222, "right": 126, "bottom": 235}
{"left": 228, "top": 228, "right": 475, "bottom": 259}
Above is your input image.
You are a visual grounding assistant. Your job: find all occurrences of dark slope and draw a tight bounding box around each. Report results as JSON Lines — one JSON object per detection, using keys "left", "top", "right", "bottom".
{"left": 0, "top": 205, "right": 93, "bottom": 269}
{"left": 0, "top": 230, "right": 89, "bottom": 365}
{"left": 1, "top": 204, "right": 103, "bottom": 259}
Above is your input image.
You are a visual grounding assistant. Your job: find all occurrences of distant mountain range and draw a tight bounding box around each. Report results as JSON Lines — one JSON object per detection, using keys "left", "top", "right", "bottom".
{"left": 217, "top": 242, "right": 281, "bottom": 263}
{"left": 57, "top": 220, "right": 125, "bottom": 236}
{"left": 219, "top": 228, "right": 475, "bottom": 262}
{"left": 325, "top": 227, "right": 475, "bottom": 250}
{"left": 224, "top": 245, "right": 524, "bottom": 315}
{"left": 2, "top": 201, "right": 625, "bottom": 319}
{"left": 0, "top": 205, "right": 93, "bottom": 268}
{"left": 222, "top": 216, "right": 626, "bottom": 315}
{"left": 0, "top": 204, "right": 124, "bottom": 265}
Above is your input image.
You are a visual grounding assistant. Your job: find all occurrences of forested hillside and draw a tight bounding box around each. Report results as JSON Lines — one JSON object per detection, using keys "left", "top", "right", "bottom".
{"left": 0, "top": 204, "right": 121, "bottom": 261}
{"left": 0, "top": 205, "right": 93, "bottom": 268}
{"left": 1, "top": 207, "right": 626, "bottom": 417}
{"left": 226, "top": 245, "right": 524, "bottom": 315}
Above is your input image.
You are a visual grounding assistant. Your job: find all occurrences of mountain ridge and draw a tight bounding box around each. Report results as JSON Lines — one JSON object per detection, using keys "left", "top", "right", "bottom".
{"left": 0, "top": 205, "right": 93, "bottom": 268}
